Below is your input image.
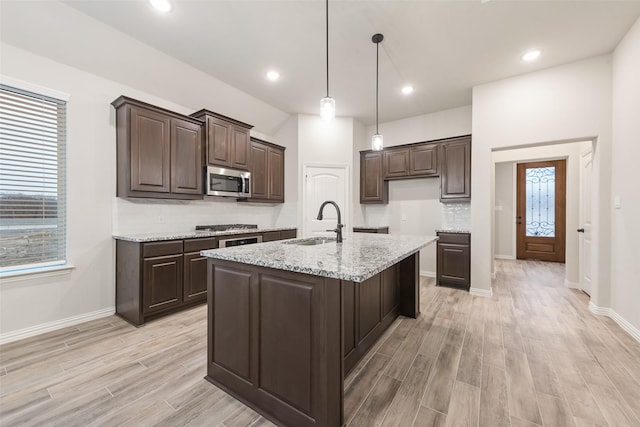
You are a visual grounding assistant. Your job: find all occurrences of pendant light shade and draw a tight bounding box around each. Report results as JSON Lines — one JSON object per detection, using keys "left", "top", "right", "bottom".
{"left": 320, "top": 96, "right": 335, "bottom": 121}
{"left": 371, "top": 33, "right": 384, "bottom": 151}
{"left": 320, "top": 0, "right": 335, "bottom": 121}
{"left": 372, "top": 133, "right": 383, "bottom": 151}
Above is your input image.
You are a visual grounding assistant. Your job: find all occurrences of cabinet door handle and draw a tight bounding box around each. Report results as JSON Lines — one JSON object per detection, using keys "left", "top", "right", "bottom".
{"left": 577, "top": 228, "right": 585, "bottom": 233}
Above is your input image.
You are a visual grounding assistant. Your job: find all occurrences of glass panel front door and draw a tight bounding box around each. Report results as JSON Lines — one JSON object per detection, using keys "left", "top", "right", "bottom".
{"left": 525, "top": 166, "right": 556, "bottom": 237}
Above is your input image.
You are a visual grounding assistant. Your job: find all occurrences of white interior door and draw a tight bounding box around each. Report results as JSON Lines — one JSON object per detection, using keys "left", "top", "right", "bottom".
{"left": 579, "top": 148, "right": 593, "bottom": 295}
{"left": 303, "top": 165, "right": 348, "bottom": 238}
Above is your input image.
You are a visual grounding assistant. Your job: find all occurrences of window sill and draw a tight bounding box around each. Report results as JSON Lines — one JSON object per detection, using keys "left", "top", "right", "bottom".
{"left": 0, "top": 265, "right": 75, "bottom": 283}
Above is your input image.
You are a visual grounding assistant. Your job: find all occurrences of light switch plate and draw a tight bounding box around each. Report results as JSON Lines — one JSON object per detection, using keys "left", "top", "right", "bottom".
{"left": 614, "top": 195, "right": 621, "bottom": 209}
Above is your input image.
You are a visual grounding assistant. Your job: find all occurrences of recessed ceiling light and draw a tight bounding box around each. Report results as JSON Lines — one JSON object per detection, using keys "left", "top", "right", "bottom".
{"left": 401, "top": 86, "right": 414, "bottom": 95}
{"left": 521, "top": 49, "right": 542, "bottom": 62}
{"left": 266, "top": 71, "right": 280, "bottom": 82}
{"left": 149, "top": 0, "right": 172, "bottom": 13}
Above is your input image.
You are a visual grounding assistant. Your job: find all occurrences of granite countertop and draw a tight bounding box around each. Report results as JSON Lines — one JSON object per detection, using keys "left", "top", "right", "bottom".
{"left": 201, "top": 233, "right": 437, "bottom": 283}
{"left": 113, "top": 227, "right": 296, "bottom": 243}
{"left": 435, "top": 228, "right": 471, "bottom": 234}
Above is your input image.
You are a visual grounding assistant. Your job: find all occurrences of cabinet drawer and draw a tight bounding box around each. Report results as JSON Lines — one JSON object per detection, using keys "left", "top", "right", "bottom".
{"left": 184, "top": 238, "right": 217, "bottom": 252}
{"left": 143, "top": 240, "right": 183, "bottom": 257}
{"left": 280, "top": 229, "right": 297, "bottom": 240}
{"left": 437, "top": 233, "right": 470, "bottom": 245}
{"left": 353, "top": 227, "right": 389, "bottom": 234}
{"left": 262, "top": 231, "right": 282, "bottom": 242}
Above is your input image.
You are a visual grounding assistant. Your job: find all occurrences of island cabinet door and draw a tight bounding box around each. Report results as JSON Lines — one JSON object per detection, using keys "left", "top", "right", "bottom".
{"left": 381, "top": 263, "right": 400, "bottom": 317}
{"left": 343, "top": 265, "right": 400, "bottom": 376}
{"left": 208, "top": 262, "right": 342, "bottom": 427}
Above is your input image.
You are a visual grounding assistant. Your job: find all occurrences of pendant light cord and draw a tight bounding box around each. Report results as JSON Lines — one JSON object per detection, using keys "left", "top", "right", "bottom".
{"left": 326, "top": 0, "right": 329, "bottom": 97}
{"left": 376, "top": 39, "right": 379, "bottom": 134}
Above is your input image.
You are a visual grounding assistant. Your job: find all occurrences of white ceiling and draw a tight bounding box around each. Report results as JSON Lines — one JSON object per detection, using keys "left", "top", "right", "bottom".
{"left": 57, "top": 1, "right": 640, "bottom": 125}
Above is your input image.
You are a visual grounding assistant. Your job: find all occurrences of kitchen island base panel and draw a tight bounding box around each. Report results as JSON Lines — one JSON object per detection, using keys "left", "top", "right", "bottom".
{"left": 207, "top": 261, "right": 342, "bottom": 427}
{"left": 206, "top": 252, "right": 420, "bottom": 427}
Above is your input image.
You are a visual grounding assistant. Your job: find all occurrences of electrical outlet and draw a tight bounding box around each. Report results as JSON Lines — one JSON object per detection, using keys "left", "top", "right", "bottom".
{"left": 158, "top": 215, "right": 165, "bottom": 224}
{"left": 614, "top": 195, "right": 622, "bottom": 209}
{"left": 401, "top": 214, "right": 407, "bottom": 221}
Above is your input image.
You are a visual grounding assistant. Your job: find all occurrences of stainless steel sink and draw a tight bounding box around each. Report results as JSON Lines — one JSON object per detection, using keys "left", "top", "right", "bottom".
{"left": 284, "top": 237, "right": 337, "bottom": 246}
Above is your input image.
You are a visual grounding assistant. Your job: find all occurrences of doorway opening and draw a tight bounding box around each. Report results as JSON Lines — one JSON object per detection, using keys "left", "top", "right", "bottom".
{"left": 492, "top": 139, "right": 594, "bottom": 294}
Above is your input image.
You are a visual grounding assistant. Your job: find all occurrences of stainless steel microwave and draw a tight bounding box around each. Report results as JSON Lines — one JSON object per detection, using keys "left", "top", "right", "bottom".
{"left": 206, "top": 166, "right": 251, "bottom": 198}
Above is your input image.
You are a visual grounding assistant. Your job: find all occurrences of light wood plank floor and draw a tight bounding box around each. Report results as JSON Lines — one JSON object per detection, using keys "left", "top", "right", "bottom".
{"left": 1, "top": 259, "right": 639, "bottom": 426}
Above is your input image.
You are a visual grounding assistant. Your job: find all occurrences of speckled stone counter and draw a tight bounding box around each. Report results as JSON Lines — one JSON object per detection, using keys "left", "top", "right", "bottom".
{"left": 201, "top": 233, "right": 437, "bottom": 282}
{"left": 113, "top": 227, "right": 296, "bottom": 243}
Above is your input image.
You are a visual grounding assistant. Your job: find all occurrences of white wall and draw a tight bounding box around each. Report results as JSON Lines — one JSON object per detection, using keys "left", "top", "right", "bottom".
{"left": 297, "top": 115, "right": 356, "bottom": 236}
{"left": 494, "top": 163, "right": 514, "bottom": 259}
{"left": 352, "top": 120, "right": 366, "bottom": 228}
{"left": 361, "top": 106, "right": 472, "bottom": 275}
{"left": 0, "top": 1, "right": 289, "bottom": 136}
{"left": 0, "top": 2, "right": 293, "bottom": 338}
{"left": 365, "top": 106, "right": 473, "bottom": 147}
{"left": 611, "top": 17, "right": 640, "bottom": 333}
{"left": 273, "top": 115, "right": 300, "bottom": 229}
{"left": 472, "top": 56, "right": 612, "bottom": 305}
{"left": 492, "top": 142, "right": 584, "bottom": 286}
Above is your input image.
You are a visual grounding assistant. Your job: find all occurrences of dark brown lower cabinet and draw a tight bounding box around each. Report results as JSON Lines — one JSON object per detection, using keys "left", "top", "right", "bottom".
{"left": 143, "top": 254, "right": 183, "bottom": 314}
{"left": 436, "top": 232, "right": 471, "bottom": 289}
{"left": 116, "top": 231, "right": 297, "bottom": 326}
{"left": 183, "top": 237, "right": 217, "bottom": 304}
{"left": 117, "top": 237, "right": 216, "bottom": 326}
{"left": 352, "top": 226, "right": 389, "bottom": 234}
{"left": 257, "top": 229, "right": 298, "bottom": 242}
{"left": 206, "top": 253, "right": 419, "bottom": 426}
{"left": 343, "top": 263, "right": 399, "bottom": 374}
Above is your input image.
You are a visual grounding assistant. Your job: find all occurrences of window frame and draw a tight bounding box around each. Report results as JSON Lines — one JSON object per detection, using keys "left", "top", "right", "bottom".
{"left": 0, "top": 76, "right": 70, "bottom": 277}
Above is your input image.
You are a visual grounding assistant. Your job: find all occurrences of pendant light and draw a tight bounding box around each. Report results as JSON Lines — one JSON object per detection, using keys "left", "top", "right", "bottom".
{"left": 371, "top": 33, "right": 384, "bottom": 151}
{"left": 320, "top": 0, "right": 335, "bottom": 121}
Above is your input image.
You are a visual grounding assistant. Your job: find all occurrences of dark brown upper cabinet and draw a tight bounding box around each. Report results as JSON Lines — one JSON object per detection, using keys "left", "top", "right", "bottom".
{"left": 190, "top": 110, "right": 253, "bottom": 171}
{"left": 440, "top": 136, "right": 471, "bottom": 202}
{"left": 246, "top": 137, "right": 285, "bottom": 203}
{"left": 383, "top": 148, "right": 410, "bottom": 179}
{"left": 171, "top": 118, "right": 203, "bottom": 195}
{"left": 359, "top": 135, "right": 470, "bottom": 205}
{"left": 383, "top": 144, "right": 438, "bottom": 180}
{"left": 360, "top": 151, "right": 388, "bottom": 204}
{"left": 410, "top": 144, "right": 438, "bottom": 176}
{"left": 112, "top": 96, "right": 204, "bottom": 200}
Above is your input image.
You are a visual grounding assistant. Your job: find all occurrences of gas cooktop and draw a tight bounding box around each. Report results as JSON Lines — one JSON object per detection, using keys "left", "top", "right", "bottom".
{"left": 195, "top": 224, "right": 258, "bottom": 232}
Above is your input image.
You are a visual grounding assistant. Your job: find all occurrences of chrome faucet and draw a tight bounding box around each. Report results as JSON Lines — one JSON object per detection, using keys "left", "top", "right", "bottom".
{"left": 316, "top": 201, "right": 344, "bottom": 243}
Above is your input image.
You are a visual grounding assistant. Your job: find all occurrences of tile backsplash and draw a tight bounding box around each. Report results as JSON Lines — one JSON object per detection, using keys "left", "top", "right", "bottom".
{"left": 441, "top": 202, "right": 471, "bottom": 230}
{"left": 112, "top": 197, "right": 298, "bottom": 235}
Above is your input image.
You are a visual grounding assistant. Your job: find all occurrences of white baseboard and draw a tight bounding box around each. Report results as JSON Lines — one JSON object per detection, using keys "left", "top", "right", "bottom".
{"left": 494, "top": 254, "right": 515, "bottom": 260}
{"left": 0, "top": 307, "right": 115, "bottom": 345}
{"left": 588, "top": 301, "right": 610, "bottom": 316}
{"left": 564, "top": 279, "right": 581, "bottom": 289}
{"left": 470, "top": 287, "right": 493, "bottom": 297}
{"left": 588, "top": 302, "right": 640, "bottom": 343}
{"left": 420, "top": 270, "right": 436, "bottom": 278}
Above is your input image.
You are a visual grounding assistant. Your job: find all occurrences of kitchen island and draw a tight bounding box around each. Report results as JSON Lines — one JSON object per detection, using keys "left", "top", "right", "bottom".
{"left": 202, "top": 233, "right": 437, "bottom": 427}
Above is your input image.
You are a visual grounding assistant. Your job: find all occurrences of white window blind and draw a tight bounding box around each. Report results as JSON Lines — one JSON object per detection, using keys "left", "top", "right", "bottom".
{"left": 0, "top": 84, "right": 67, "bottom": 273}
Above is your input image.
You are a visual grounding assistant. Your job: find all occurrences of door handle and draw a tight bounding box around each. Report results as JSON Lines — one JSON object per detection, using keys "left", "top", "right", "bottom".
{"left": 577, "top": 228, "right": 585, "bottom": 233}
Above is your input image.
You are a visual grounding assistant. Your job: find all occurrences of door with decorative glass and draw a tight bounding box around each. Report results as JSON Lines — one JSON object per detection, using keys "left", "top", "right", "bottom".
{"left": 516, "top": 160, "right": 566, "bottom": 262}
